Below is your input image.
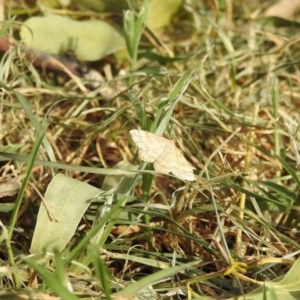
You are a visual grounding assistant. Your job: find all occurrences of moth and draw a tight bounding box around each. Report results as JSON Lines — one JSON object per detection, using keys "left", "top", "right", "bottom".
{"left": 130, "top": 130, "right": 195, "bottom": 181}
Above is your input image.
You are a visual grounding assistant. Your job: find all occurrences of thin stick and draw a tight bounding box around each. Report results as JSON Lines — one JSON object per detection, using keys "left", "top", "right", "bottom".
{"left": 235, "top": 104, "right": 259, "bottom": 255}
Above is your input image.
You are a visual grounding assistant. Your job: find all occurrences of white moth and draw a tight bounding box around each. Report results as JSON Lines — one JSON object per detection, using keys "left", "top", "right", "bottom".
{"left": 130, "top": 129, "right": 195, "bottom": 181}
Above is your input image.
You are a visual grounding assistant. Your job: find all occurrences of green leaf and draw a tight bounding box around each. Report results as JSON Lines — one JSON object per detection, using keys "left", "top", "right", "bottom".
{"left": 147, "top": 0, "right": 182, "bottom": 30}
{"left": 20, "top": 16, "right": 125, "bottom": 61}
{"left": 30, "top": 174, "right": 102, "bottom": 253}
{"left": 195, "top": 259, "right": 300, "bottom": 300}
{"left": 71, "top": 0, "right": 128, "bottom": 13}
{"left": 242, "top": 258, "right": 300, "bottom": 300}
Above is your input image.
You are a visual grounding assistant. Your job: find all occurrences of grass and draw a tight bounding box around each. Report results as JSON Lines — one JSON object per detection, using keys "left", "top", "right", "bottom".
{"left": 0, "top": 0, "right": 300, "bottom": 299}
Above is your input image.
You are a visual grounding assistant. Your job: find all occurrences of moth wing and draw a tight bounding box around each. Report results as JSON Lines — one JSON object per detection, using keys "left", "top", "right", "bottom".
{"left": 153, "top": 143, "right": 174, "bottom": 174}
{"left": 130, "top": 130, "right": 170, "bottom": 163}
{"left": 130, "top": 129, "right": 195, "bottom": 181}
{"left": 169, "top": 147, "right": 195, "bottom": 181}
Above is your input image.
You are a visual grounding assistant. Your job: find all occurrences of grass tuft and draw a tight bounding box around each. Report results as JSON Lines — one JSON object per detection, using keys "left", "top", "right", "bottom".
{"left": 0, "top": 0, "right": 300, "bottom": 299}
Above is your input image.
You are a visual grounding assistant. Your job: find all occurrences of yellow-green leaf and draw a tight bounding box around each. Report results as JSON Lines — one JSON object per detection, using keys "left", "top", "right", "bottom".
{"left": 20, "top": 16, "right": 125, "bottom": 61}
